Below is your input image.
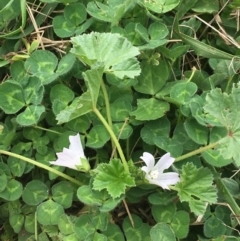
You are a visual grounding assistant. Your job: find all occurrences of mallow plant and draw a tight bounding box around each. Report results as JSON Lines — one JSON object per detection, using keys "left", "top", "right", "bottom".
{"left": 0, "top": 31, "right": 240, "bottom": 240}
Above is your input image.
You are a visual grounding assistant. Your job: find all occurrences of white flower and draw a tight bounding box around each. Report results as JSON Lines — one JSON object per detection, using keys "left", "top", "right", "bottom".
{"left": 141, "top": 152, "right": 180, "bottom": 190}
{"left": 50, "top": 133, "right": 90, "bottom": 172}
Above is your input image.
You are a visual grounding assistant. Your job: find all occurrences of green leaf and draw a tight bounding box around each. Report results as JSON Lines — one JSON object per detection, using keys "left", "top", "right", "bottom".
{"left": 87, "top": 1, "right": 117, "bottom": 23}
{"left": 0, "top": 170, "right": 7, "bottom": 192}
{"left": 170, "top": 81, "right": 197, "bottom": 104}
{"left": 158, "top": 43, "right": 190, "bottom": 61}
{"left": 64, "top": 3, "right": 86, "bottom": 26}
{"left": 0, "top": 80, "right": 25, "bottom": 114}
{"left": 93, "top": 159, "right": 135, "bottom": 198}
{"left": 16, "top": 105, "right": 45, "bottom": 126}
{"left": 204, "top": 86, "right": 240, "bottom": 165}
{"left": 7, "top": 143, "right": 30, "bottom": 177}
{"left": 77, "top": 185, "right": 102, "bottom": 206}
{"left": 148, "top": 192, "right": 177, "bottom": 205}
{"left": 50, "top": 84, "right": 74, "bottom": 104}
{"left": 142, "top": 0, "right": 180, "bottom": 13}
{"left": 87, "top": 0, "right": 133, "bottom": 26}
{"left": 141, "top": 118, "right": 170, "bottom": 145}
{"left": 0, "top": 179, "right": 23, "bottom": 201}
{"left": 25, "top": 213, "right": 35, "bottom": 233}
{"left": 175, "top": 163, "right": 217, "bottom": 215}
{"left": 71, "top": 32, "right": 140, "bottom": 78}
{"left": 58, "top": 213, "right": 74, "bottom": 235}
{"left": 53, "top": 15, "right": 75, "bottom": 38}
{"left": 52, "top": 181, "right": 74, "bottom": 209}
{"left": 40, "top": 0, "right": 77, "bottom": 3}
{"left": 102, "top": 223, "right": 125, "bottom": 241}
{"left": 66, "top": 115, "right": 91, "bottom": 133}
{"left": 203, "top": 216, "right": 226, "bottom": 238}
{"left": 202, "top": 150, "right": 232, "bottom": 167}
{"left": 86, "top": 125, "right": 110, "bottom": 148}
{"left": 56, "top": 91, "right": 93, "bottom": 124}
{"left": 83, "top": 67, "right": 104, "bottom": 107}
{"left": 131, "top": 98, "right": 169, "bottom": 121}
{"left": 154, "top": 136, "right": 183, "bottom": 157}
{"left": 215, "top": 205, "right": 232, "bottom": 226}
{"left": 139, "top": 22, "right": 169, "bottom": 50}
{"left": 171, "top": 211, "right": 190, "bottom": 239}
{"left": 174, "top": 30, "right": 238, "bottom": 60}
{"left": 22, "top": 180, "right": 49, "bottom": 206}
{"left": 77, "top": 185, "right": 123, "bottom": 212}
{"left": 36, "top": 199, "right": 64, "bottom": 225}
{"left": 110, "top": 98, "right": 132, "bottom": 121}
{"left": 173, "top": 123, "right": 199, "bottom": 151}
{"left": 150, "top": 223, "right": 175, "bottom": 241}
{"left": 134, "top": 60, "right": 168, "bottom": 95}
{"left": 24, "top": 50, "right": 59, "bottom": 85}
{"left": 113, "top": 123, "right": 133, "bottom": 139}
{"left": 23, "top": 77, "right": 44, "bottom": 105}
{"left": 192, "top": 0, "right": 219, "bottom": 13}
{"left": 74, "top": 211, "right": 109, "bottom": 239}
{"left": 123, "top": 214, "right": 151, "bottom": 241}
{"left": 9, "top": 214, "right": 24, "bottom": 233}
{"left": 10, "top": 61, "right": 29, "bottom": 86}
{"left": 184, "top": 119, "right": 209, "bottom": 145}
{"left": 151, "top": 203, "right": 176, "bottom": 223}
{"left": 56, "top": 52, "right": 76, "bottom": 75}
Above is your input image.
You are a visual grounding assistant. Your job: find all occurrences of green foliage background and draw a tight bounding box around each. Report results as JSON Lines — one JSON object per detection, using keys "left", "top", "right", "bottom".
{"left": 0, "top": 0, "right": 240, "bottom": 240}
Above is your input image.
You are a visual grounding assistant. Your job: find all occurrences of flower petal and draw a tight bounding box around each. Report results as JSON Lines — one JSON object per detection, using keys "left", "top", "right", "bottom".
{"left": 146, "top": 172, "right": 180, "bottom": 189}
{"left": 69, "top": 133, "right": 85, "bottom": 158}
{"left": 154, "top": 152, "right": 175, "bottom": 173}
{"left": 140, "top": 152, "right": 155, "bottom": 172}
{"left": 50, "top": 159, "right": 78, "bottom": 170}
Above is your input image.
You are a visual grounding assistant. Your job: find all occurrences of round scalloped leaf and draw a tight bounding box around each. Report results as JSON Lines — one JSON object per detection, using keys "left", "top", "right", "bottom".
{"left": 0, "top": 80, "right": 25, "bottom": 114}
{"left": 16, "top": 105, "right": 45, "bottom": 126}
{"left": 71, "top": 32, "right": 140, "bottom": 78}
{"left": 143, "top": 0, "right": 180, "bottom": 14}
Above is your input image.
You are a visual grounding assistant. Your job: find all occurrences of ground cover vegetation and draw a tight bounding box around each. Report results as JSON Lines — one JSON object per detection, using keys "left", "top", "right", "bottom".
{"left": 0, "top": 0, "right": 240, "bottom": 240}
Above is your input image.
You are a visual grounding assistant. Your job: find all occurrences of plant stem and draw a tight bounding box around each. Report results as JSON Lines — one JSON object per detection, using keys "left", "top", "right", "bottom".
{"left": 34, "top": 125, "right": 61, "bottom": 135}
{"left": 93, "top": 108, "right": 129, "bottom": 173}
{"left": 187, "top": 67, "right": 196, "bottom": 83}
{"left": 207, "top": 165, "right": 240, "bottom": 224}
{"left": 0, "top": 150, "right": 83, "bottom": 186}
{"left": 175, "top": 142, "right": 218, "bottom": 162}
{"left": 100, "top": 80, "right": 116, "bottom": 156}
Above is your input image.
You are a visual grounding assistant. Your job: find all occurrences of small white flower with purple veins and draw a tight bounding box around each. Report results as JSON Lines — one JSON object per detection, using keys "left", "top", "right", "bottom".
{"left": 50, "top": 133, "right": 90, "bottom": 172}
{"left": 141, "top": 152, "right": 180, "bottom": 189}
